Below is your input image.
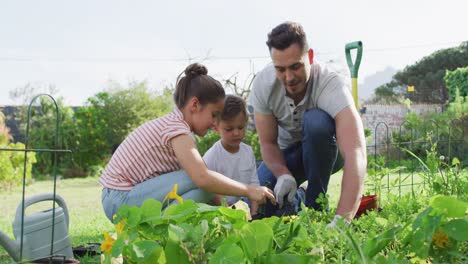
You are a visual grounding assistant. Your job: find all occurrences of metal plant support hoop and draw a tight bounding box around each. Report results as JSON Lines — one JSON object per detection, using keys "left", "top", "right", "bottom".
{"left": 0, "top": 94, "right": 72, "bottom": 263}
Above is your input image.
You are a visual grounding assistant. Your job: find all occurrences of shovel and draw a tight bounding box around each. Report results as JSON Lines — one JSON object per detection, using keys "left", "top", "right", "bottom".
{"left": 345, "top": 41, "right": 363, "bottom": 109}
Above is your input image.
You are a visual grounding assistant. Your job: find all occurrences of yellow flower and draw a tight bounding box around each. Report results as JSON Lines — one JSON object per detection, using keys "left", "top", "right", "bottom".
{"left": 433, "top": 229, "right": 450, "bottom": 248}
{"left": 115, "top": 220, "right": 125, "bottom": 234}
{"left": 163, "top": 184, "right": 184, "bottom": 204}
{"left": 101, "top": 231, "right": 115, "bottom": 253}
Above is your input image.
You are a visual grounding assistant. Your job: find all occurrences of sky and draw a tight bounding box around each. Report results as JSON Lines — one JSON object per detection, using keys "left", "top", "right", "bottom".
{"left": 1, "top": 0, "right": 467, "bottom": 106}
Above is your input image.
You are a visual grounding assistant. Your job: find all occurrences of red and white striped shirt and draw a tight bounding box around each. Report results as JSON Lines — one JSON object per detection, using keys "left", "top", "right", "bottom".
{"left": 99, "top": 108, "right": 191, "bottom": 190}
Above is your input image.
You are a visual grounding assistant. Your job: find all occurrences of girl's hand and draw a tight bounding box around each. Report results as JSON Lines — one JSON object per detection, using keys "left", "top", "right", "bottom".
{"left": 247, "top": 185, "right": 276, "bottom": 205}
{"left": 250, "top": 200, "right": 259, "bottom": 216}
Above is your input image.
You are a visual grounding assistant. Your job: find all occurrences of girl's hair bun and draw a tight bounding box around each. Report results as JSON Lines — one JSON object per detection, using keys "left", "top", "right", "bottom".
{"left": 184, "top": 63, "right": 208, "bottom": 76}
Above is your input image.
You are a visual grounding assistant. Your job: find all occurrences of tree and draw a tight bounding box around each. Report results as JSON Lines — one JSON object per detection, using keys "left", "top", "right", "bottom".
{"left": 392, "top": 43, "right": 468, "bottom": 103}
{"left": 73, "top": 81, "right": 174, "bottom": 172}
{"left": 8, "top": 84, "right": 76, "bottom": 176}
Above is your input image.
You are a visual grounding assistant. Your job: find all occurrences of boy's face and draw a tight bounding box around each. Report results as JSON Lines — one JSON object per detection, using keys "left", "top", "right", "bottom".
{"left": 215, "top": 113, "right": 247, "bottom": 153}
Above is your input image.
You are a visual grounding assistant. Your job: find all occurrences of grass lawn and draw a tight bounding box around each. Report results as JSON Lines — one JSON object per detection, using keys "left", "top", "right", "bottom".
{"left": 0, "top": 171, "right": 423, "bottom": 263}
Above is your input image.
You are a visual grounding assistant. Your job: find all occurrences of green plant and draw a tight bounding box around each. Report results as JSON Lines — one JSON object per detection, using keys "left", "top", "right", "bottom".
{"left": 404, "top": 141, "right": 467, "bottom": 199}
{"left": 402, "top": 195, "right": 468, "bottom": 262}
{"left": 101, "top": 193, "right": 318, "bottom": 263}
{"left": 366, "top": 155, "right": 404, "bottom": 198}
{"left": 444, "top": 67, "right": 468, "bottom": 101}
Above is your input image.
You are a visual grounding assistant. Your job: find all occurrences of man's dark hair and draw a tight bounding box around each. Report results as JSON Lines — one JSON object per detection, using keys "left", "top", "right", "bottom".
{"left": 218, "top": 95, "right": 248, "bottom": 122}
{"left": 266, "top": 21, "right": 308, "bottom": 52}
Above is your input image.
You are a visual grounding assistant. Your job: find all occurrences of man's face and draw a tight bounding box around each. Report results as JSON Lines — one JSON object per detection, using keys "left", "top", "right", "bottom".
{"left": 271, "top": 43, "right": 311, "bottom": 101}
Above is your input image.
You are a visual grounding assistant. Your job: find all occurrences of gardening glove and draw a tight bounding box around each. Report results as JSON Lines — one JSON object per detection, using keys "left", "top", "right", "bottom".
{"left": 326, "top": 215, "right": 350, "bottom": 229}
{"left": 274, "top": 174, "right": 297, "bottom": 209}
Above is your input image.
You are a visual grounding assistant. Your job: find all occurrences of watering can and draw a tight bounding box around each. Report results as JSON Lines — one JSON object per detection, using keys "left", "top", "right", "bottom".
{"left": 0, "top": 193, "right": 74, "bottom": 262}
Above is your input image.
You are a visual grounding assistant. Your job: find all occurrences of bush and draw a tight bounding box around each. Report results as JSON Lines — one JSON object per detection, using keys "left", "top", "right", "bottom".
{"left": 444, "top": 67, "right": 468, "bottom": 102}
{"left": 11, "top": 96, "right": 76, "bottom": 177}
{"left": 72, "top": 82, "right": 174, "bottom": 174}
{"left": 0, "top": 113, "right": 37, "bottom": 190}
{"left": 391, "top": 94, "right": 467, "bottom": 166}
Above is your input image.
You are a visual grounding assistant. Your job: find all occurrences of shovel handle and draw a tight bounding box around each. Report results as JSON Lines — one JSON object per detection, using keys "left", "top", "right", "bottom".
{"left": 345, "top": 41, "right": 363, "bottom": 78}
{"left": 15, "top": 193, "right": 70, "bottom": 228}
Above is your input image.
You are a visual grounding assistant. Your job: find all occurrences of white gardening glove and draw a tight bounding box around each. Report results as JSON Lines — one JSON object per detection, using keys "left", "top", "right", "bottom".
{"left": 326, "top": 215, "right": 350, "bottom": 229}
{"left": 274, "top": 174, "right": 297, "bottom": 208}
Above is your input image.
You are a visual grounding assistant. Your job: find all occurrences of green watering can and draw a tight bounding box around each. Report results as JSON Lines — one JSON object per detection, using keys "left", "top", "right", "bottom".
{"left": 0, "top": 193, "right": 74, "bottom": 262}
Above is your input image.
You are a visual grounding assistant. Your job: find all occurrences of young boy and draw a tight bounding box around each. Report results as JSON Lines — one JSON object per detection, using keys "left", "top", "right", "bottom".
{"left": 203, "top": 95, "right": 260, "bottom": 216}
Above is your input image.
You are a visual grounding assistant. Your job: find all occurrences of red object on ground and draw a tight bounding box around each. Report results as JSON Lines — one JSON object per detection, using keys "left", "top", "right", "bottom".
{"left": 355, "top": 194, "right": 378, "bottom": 218}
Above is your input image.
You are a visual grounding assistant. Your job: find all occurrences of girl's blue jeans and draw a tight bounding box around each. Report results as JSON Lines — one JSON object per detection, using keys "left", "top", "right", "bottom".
{"left": 101, "top": 170, "right": 212, "bottom": 221}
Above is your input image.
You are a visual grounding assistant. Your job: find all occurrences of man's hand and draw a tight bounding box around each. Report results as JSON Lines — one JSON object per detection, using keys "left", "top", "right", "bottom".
{"left": 274, "top": 174, "right": 297, "bottom": 208}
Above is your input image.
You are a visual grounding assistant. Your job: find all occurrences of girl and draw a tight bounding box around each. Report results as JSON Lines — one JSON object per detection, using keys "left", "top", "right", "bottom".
{"left": 100, "top": 63, "right": 275, "bottom": 220}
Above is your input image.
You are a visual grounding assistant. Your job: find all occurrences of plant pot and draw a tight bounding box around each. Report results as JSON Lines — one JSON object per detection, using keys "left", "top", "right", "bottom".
{"left": 355, "top": 194, "right": 378, "bottom": 218}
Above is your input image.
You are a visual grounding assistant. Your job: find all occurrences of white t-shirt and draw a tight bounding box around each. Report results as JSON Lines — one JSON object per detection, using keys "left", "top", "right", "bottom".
{"left": 248, "top": 63, "right": 354, "bottom": 149}
{"left": 203, "top": 140, "right": 259, "bottom": 205}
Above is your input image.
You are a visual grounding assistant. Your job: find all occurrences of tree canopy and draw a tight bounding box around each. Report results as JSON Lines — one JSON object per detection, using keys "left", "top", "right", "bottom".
{"left": 393, "top": 42, "right": 468, "bottom": 103}
{"left": 367, "top": 41, "right": 468, "bottom": 103}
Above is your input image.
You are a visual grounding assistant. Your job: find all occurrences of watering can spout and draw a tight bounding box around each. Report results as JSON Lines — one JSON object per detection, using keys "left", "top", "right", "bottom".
{"left": 0, "top": 230, "right": 20, "bottom": 262}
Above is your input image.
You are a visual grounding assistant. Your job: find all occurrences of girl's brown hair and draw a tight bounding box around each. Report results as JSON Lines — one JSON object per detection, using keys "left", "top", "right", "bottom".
{"left": 174, "top": 63, "right": 225, "bottom": 108}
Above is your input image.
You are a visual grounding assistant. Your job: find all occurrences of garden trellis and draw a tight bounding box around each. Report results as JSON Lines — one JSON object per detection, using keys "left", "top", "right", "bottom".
{"left": 0, "top": 94, "right": 73, "bottom": 263}
{"left": 368, "top": 117, "right": 466, "bottom": 199}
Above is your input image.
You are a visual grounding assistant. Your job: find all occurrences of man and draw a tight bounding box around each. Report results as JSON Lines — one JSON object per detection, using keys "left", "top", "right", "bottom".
{"left": 248, "top": 21, "right": 366, "bottom": 222}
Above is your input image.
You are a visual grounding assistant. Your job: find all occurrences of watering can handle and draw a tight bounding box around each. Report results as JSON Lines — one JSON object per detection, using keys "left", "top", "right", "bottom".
{"left": 15, "top": 193, "right": 70, "bottom": 228}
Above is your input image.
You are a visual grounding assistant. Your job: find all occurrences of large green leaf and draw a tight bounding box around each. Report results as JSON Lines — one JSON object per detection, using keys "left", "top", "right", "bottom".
{"left": 219, "top": 206, "right": 248, "bottom": 221}
{"left": 239, "top": 221, "right": 273, "bottom": 260}
{"left": 429, "top": 195, "right": 467, "bottom": 218}
{"left": 129, "top": 240, "right": 161, "bottom": 262}
{"left": 164, "top": 239, "right": 191, "bottom": 264}
{"left": 163, "top": 200, "right": 198, "bottom": 222}
{"left": 140, "top": 199, "right": 162, "bottom": 222}
{"left": 443, "top": 219, "right": 468, "bottom": 241}
{"left": 197, "top": 203, "right": 220, "bottom": 213}
{"left": 363, "top": 225, "right": 403, "bottom": 258}
{"left": 169, "top": 224, "right": 187, "bottom": 241}
{"left": 111, "top": 236, "right": 125, "bottom": 258}
{"left": 263, "top": 253, "right": 317, "bottom": 263}
{"left": 209, "top": 243, "right": 244, "bottom": 264}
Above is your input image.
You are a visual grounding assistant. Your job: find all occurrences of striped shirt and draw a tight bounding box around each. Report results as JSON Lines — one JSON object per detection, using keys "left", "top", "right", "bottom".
{"left": 99, "top": 108, "right": 191, "bottom": 190}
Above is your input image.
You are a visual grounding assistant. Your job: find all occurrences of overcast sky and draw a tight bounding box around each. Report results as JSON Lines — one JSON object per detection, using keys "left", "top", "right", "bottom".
{"left": 1, "top": 0, "right": 466, "bottom": 106}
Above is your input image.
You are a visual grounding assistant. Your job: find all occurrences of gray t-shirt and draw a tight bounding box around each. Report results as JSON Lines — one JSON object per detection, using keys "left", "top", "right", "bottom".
{"left": 248, "top": 63, "right": 354, "bottom": 149}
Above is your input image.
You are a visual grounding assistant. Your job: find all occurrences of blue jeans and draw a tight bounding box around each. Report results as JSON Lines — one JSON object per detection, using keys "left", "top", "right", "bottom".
{"left": 101, "top": 170, "right": 212, "bottom": 221}
{"left": 257, "top": 108, "right": 343, "bottom": 216}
